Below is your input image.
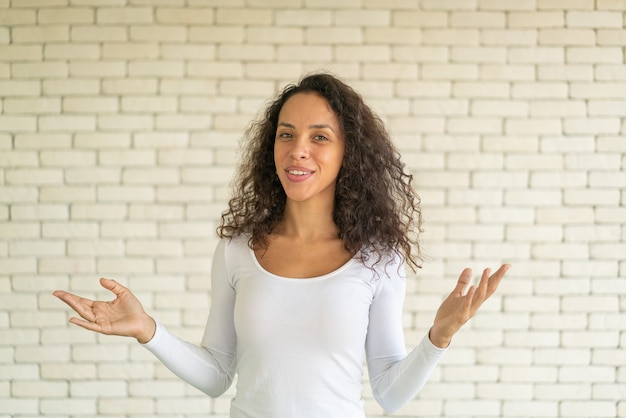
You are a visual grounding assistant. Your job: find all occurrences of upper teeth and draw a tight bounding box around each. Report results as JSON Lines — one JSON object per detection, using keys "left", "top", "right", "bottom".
{"left": 288, "top": 170, "right": 309, "bottom": 176}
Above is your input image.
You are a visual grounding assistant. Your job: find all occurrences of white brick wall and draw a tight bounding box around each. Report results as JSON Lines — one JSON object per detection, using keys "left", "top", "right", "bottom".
{"left": 1, "top": 0, "right": 624, "bottom": 417}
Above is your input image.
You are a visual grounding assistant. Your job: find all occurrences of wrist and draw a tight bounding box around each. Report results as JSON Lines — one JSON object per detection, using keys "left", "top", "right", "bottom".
{"left": 428, "top": 326, "right": 451, "bottom": 349}
{"left": 136, "top": 315, "right": 156, "bottom": 344}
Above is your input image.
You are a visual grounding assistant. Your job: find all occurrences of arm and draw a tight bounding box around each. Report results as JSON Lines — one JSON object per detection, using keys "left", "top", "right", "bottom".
{"left": 365, "top": 261, "right": 447, "bottom": 413}
{"left": 142, "top": 239, "right": 237, "bottom": 397}
{"left": 366, "top": 260, "right": 510, "bottom": 413}
{"left": 54, "top": 239, "right": 237, "bottom": 398}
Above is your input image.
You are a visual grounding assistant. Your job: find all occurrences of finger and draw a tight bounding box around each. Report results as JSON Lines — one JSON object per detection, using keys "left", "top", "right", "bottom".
{"left": 453, "top": 268, "right": 473, "bottom": 296}
{"left": 99, "top": 278, "right": 128, "bottom": 297}
{"left": 68, "top": 317, "right": 105, "bottom": 333}
{"left": 54, "top": 291, "right": 97, "bottom": 322}
{"left": 485, "top": 264, "right": 510, "bottom": 294}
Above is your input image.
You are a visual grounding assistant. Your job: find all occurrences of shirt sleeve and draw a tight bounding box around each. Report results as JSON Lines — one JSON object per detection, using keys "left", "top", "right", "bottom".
{"left": 142, "top": 239, "right": 237, "bottom": 397}
{"left": 365, "top": 257, "right": 448, "bottom": 413}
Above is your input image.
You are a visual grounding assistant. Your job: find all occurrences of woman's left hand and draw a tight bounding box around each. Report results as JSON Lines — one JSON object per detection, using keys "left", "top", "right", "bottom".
{"left": 429, "top": 264, "right": 511, "bottom": 348}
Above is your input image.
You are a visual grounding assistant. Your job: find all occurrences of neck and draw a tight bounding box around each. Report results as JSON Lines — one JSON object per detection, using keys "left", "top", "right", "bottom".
{"left": 278, "top": 200, "right": 338, "bottom": 241}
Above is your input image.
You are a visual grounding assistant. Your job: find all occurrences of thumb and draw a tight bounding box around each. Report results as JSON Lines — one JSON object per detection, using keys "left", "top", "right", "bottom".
{"left": 99, "top": 278, "right": 128, "bottom": 297}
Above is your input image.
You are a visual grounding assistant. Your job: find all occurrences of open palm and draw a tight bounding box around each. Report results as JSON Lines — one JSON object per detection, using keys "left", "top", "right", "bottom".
{"left": 430, "top": 264, "right": 510, "bottom": 348}
{"left": 53, "top": 278, "right": 155, "bottom": 343}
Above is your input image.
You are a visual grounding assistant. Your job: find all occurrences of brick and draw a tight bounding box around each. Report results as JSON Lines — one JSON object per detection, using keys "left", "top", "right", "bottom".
{"left": 71, "top": 25, "right": 127, "bottom": 42}
{"left": 123, "top": 168, "right": 179, "bottom": 184}
{"left": 393, "top": 46, "right": 448, "bottom": 62}
{"left": 63, "top": 97, "right": 118, "bottom": 113}
{"left": 97, "top": 7, "right": 153, "bottom": 23}
{"left": 130, "top": 25, "right": 187, "bottom": 42}
{"left": 10, "top": 240, "right": 64, "bottom": 256}
{"left": 502, "top": 401, "right": 558, "bottom": 416}
{"left": 65, "top": 168, "right": 121, "bottom": 184}
{"left": 472, "top": 171, "right": 528, "bottom": 188}
{"left": 0, "top": 45, "right": 41, "bottom": 61}
{"left": 567, "top": 47, "right": 623, "bottom": 63}
{"left": 161, "top": 44, "right": 216, "bottom": 61}
{"left": 422, "top": 64, "right": 478, "bottom": 80}
{"left": 98, "top": 186, "right": 155, "bottom": 202}
{"left": 129, "top": 60, "right": 184, "bottom": 77}
{"left": 597, "top": 29, "right": 626, "bottom": 45}
{"left": 335, "top": 10, "right": 390, "bottom": 26}
{"left": 10, "top": 204, "right": 69, "bottom": 220}
{"left": 422, "top": 29, "right": 480, "bottom": 45}
{"left": 530, "top": 101, "right": 587, "bottom": 117}
{"left": 539, "top": 0, "right": 595, "bottom": 9}
{"left": 12, "top": 25, "right": 69, "bottom": 43}
{"left": 43, "top": 79, "right": 100, "bottom": 95}
{"left": 41, "top": 221, "right": 99, "bottom": 238}
{"left": 454, "top": 81, "right": 509, "bottom": 97}
{"left": 70, "top": 61, "right": 126, "bottom": 77}
{"left": 0, "top": 151, "right": 38, "bottom": 167}
{"left": 216, "top": 8, "right": 272, "bottom": 25}
{"left": 565, "top": 153, "right": 621, "bottom": 170}
{"left": 98, "top": 258, "right": 154, "bottom": 273}
{"left": 126, "top": 240, "right": 182, "bottom": 256}
{"left": 539, "top": 29, "right": 596, "bottom": 45}
{"left": 5, "top": 98, "right": 61, "bottom": 114}
{"left": 38, "top": 8, "right": 93, "bottom": 24}
{"left": 0, "top": 80, "right": 40, "bottom": 96}
{"left": 45, "top": 43, "right": 99, "bottom": 60}
{"left": 0, "top": 258, "right": 37, "bottom": 273}
{"left": 480, "top": 64, "right": 535, "bottom": 80}
{"left": 505, "top": 190, "right": 562, "bottom": 206}
{"left": 506, "top": 225, "right": 563, "bottom": 242}
{"left": 67, "top": 239, "right": 124, "bottom": 256}
{"left": 11, "top": 62, "right": 68, "bottom": 78}
{"left": 562, "top": 401, "right": 616, "bottom": 417}
{"left": 74, "top": 133, "right": 131, "bottom": 149}
{"left": 101, "top": 222, "right": 157, "bottom": 238}
{"left": 537, "top": 64, "right": 593, "bottom": 80}
{"left": 364, "top": 28, "right": 421, "bottom": 45}
{"left": 481, "top": 29, "right": 538, "bottom": 45}
{"left": 0, "top": 186, "right": 38, "bottom": 203}
{"left": 513, "top": 82, "right": 568, "bottom": 98}
{"left": 0, "top": 115, "right": 36, "bottom": 132}
{"left": 530, "top": 171, "right": 587, "bottom": 188}
{"left": 411, "top": 99, "right": 468, "bottom": 116}
{"left": 5, "top": 169, "right": 63, "bottom": 184}
{"left": 564, "top": 118, "right": 621, "bottom": 135}
{"left": 40, "top": 150, "right": 96, "bottom": 166}
{"left": 451, "top": 46, "right": 507, "bottom": 63}
{"left": 189, "top": 26, "right": 245, "bottom": 43}
{"left": 102, "top": 78, "right": 158, "bottom": 94}
{"left": 597, "top": 0, "right": 626, "bottom": 8}
{"left": 102, "top": 43, "right": 159, "bottom": 59}
{"left": 509, "top": 47, "right": 564, "bottom": 63}
{"left": 566, "top": 11, "right": 623, "bottom": 27}
{"left": 98, "top": 115, "right": 154, "bottom": 131}
{"left": 589, "top": 100, "right": 626, "bottom": 116}
{"left": 472, "top": 100, "right": 528, "bottom": 116}
{"left": 505, "top": 119, "right": 563, "bottom": 135}
{"left": 70, "top": 380, "right": 127, "bottom": 397}
{"left": 508, "top": 11, "right": 565, "bottom": 27}
{"left": 0, "top": 9, "right": 36, "bottom": 26}
{"left": 450, "top": 11, "right": 506, "bottom": 27}
{"left": 218, "top": 44, "right": 274, "bottom": 61}
{"left": 0, "top": 398, "right": 38, "bottom": 415}
{"left": 40, "top": 186, "right": 96, "bottom": 202}
{"left": 477, "top": 207, "right": 535, "bottom": 224}
{"left": 156, "top": 7, "right": 214, "bottom": 24}
{"left": 11, "top": 380, "right": 68, "bottom": 398}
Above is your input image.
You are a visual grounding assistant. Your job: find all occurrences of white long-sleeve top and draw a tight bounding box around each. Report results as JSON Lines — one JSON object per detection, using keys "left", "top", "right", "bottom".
{"left": 143, "top": 236, "right": 447, "bottom": 418}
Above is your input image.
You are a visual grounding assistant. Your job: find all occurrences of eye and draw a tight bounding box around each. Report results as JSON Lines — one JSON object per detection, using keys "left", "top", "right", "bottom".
{"left": 314, "top": 134, "right": 329, "bottom": 142}
{"left": 277, "top": 131, "right": 293, "bottom": 139}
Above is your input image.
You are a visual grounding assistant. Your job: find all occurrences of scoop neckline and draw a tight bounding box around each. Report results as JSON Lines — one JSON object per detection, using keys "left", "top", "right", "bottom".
{"left": 247, "top": 246, "right": 357, "bottom": 282}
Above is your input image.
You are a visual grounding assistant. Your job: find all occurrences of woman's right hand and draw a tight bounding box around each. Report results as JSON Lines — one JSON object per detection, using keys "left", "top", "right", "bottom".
{"left": 53, "top": 278, "right": 156, "bottom": 344}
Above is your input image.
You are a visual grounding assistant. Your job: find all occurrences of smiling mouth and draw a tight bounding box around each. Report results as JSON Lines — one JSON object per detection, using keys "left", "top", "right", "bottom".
{"left": 287, "top": 169, "right": 312, "bottom": 176}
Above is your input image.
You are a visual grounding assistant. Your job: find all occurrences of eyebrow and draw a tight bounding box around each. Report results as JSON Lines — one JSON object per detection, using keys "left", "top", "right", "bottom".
{"left": 278, "top": 122, "right": 336, "bottom": 132}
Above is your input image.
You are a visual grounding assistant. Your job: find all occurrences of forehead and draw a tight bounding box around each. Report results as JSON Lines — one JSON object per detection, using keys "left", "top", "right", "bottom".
{"left": 278, "top": 92, "right": 338, "bottom": 123}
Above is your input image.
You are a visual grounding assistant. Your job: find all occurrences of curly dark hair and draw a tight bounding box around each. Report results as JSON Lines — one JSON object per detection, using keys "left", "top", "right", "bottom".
{"left": 217, "top": 72, "right": 423, "bottom": 271}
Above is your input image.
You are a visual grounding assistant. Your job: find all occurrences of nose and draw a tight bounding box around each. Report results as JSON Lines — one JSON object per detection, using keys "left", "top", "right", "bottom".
{"left": 290, "top": 137, "right": 310, "bottom": 160}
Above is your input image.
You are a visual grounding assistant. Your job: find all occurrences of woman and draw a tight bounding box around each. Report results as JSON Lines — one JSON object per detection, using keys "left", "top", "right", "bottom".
{"left": 54, "top": 73, "right": 509, "bottom": 417}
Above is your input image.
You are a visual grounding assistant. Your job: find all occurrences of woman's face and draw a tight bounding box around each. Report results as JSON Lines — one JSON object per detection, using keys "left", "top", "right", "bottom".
{"left": 274, "top": 92, "right": 345, "bottom": 207}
